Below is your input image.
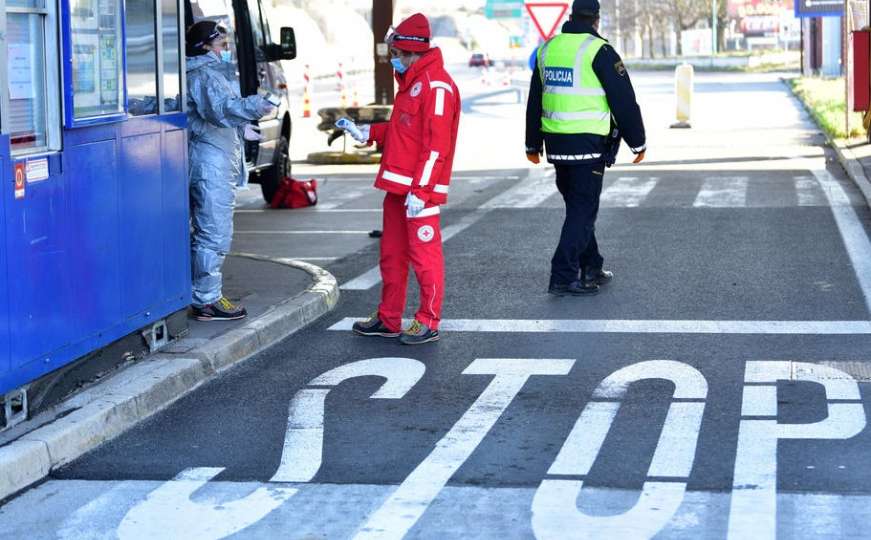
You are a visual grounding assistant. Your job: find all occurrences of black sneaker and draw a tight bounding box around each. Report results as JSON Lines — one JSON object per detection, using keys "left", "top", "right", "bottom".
{"left": 548, "top": 280, "right": 599, "bottom": 297}
{"left": 193, "top": 297, "right": 248, "bottom": 321}
{"left": 352, "top": 313, "right": 400, "bottom": 337}
{"left": 399, "top": 320, "right": 440, "bottom": 345}
{"left": 582, "top": 267, "right": 613, "bottom": 287}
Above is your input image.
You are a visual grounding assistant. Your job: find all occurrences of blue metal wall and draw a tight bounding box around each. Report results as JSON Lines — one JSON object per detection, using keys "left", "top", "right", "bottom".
{"left": 0, "top": 116, "right": 191, "bottom": 396}
{"left": 0, "top": 135, "right": 9, "bottom": 379}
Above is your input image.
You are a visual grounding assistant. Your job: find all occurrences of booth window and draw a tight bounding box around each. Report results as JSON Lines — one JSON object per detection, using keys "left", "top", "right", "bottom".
{"left": 161, "top": 0, "right": 181, "bottom": 111}
{"left": 125, "top": 0, "right": 157, "bottom": 116}
{"left": 69, "top": 0, "right": 125, "bottom": 120}
{"left": 6, "top": 0, "right": 51, "bottom": 152}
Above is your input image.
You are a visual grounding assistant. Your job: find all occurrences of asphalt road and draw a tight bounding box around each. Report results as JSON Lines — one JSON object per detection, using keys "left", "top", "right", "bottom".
{"left": 3, "top": 73, "right": 871, "bottom": 539}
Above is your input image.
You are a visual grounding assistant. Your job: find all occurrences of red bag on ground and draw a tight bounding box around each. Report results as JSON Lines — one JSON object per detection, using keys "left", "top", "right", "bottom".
{"left": 271, "top": 178, "right": 318, "bottom": 209}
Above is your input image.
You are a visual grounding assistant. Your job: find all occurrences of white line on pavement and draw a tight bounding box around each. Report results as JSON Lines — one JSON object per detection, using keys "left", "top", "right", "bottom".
{"left": 480, "top": 167, "right": 555, "bottom": 209}
{"left": 341, "top": 170, "right": 540, "bottom": 290}
{"left": 328, "top": 318, "right": 871, "bottom": 334}
{"left": 354, "top": 358, "right": 574, "bottom": 540}
{"left": 234, "top": 230, "right": 372, "bottom": 235}
{"left": 810, "top": 165, "right": 871, "bottom": 313}
{"left": 694, "top": 176, "right": 749, "bottom": 207}
{"left": 600, "top": 177, "right": 659, "bottom": 208}
{"left": 235, "top": 208, "right": 382, "bottom": 214}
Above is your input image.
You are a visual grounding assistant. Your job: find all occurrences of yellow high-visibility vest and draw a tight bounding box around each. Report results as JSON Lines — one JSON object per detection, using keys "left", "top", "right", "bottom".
{"left": 537, "top": 33, "right": 610, "bottom": 135}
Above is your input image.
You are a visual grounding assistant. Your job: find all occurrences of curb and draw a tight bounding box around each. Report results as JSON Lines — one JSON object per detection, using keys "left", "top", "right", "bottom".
{"left": 830, "top": 141, "right": 871, "bottom": 209}
{"left": 781, "top": 77, "right": 871, "bottom": 209}
{"left": 0, "top": 255, "right": 339, "bottom": 503}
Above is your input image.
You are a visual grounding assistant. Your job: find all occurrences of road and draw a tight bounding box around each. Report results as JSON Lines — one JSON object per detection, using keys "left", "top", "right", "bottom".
{"left": 3, "top": 71, "right": 871, "bottom": 539}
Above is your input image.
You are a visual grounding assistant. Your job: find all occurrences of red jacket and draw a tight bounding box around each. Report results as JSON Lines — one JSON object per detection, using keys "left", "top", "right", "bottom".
{"left": 368, "top": 48, "right": 461, "bottom": 205}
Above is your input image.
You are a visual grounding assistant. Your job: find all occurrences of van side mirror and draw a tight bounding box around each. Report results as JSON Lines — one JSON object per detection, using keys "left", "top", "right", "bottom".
{"left": 280, "top": 27, "right": 297, "bottom": 61}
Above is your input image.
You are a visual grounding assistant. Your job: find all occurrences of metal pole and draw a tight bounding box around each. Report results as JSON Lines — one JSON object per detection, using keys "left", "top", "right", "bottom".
{"left": 373, "top": 0, "right": 394, "bottom": 105}
{"left": 712, "top": 0, "right": 718, "bottom": 56}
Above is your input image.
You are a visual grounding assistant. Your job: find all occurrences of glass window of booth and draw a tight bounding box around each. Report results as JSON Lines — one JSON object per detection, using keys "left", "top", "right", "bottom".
{"left": 6, "top": 0, "right": 50, "bottom": 152}
{"left": 161, "top": 0, "right": 181, "bottom": 111}
{"left": 69, "top": 0, "right": 125, "bottom": 120}
{"left": 125, "top": 0, "right": 157, "bottom": 116}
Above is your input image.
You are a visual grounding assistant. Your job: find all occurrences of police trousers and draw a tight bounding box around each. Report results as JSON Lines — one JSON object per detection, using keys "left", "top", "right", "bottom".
{"left": 550, "top": 162, "right": 605, "bottom": 285}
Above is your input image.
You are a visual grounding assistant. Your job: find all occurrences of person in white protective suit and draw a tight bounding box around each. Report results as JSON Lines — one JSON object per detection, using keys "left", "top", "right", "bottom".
{"left": 186, "top": 20, "right": 276, "bottom": 321}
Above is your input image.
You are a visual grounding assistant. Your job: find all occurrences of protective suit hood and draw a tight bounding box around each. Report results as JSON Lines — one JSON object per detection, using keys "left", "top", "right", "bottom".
{"left": 186, "top": 52, "right": 220, "bottom": 73}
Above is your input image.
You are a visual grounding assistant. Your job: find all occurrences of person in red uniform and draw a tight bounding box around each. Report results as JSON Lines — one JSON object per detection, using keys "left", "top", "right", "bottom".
{"left": 339, "top": 13, "right": 461, "bottom": 345}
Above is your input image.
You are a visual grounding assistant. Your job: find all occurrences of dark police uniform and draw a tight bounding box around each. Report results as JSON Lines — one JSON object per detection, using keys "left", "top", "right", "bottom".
{"left": 525, "top": 9, "right": 646, "bottom": 294}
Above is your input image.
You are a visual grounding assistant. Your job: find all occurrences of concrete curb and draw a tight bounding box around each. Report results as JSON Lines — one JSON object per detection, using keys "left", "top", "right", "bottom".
{"left": 0, "top": 256, "right": 339, "bottom": 502}
{"left": 781, "top": 77, "right": 871, "bottom": 209}
{"left": 830, "top": 141, "right": 871, "bottom": 209}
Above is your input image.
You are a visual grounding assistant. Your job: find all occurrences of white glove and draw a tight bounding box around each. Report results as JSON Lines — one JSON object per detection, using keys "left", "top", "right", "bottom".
{"left": 405, "top": 192, "right": 425, "bottom": 217}
{"left": 257, "top": 97, "right": 277, "bottom": 117}
{"left": 243, "top": 124, "right": 262, "bottom": 141}
{"left": 336, "top": 117, "right": 370, "bottom": 143}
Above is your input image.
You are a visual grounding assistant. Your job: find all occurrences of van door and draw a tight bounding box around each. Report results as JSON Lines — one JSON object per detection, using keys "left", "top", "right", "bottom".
{"left": 240, "top": 0, "right": 280, "bottom": 168}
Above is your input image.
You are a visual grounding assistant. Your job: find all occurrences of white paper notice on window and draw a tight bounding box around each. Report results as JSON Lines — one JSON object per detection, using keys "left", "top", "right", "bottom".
{"left": 9, "top": 44, "right": 34, "bottom": 100}
{"left": 26, "top": 158, "right": 49, "bottom": 183}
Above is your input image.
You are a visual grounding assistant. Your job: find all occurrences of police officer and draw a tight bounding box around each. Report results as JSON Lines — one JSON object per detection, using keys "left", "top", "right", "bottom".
{"left": 525, "top": 0, "right": 646, "bottom": 296}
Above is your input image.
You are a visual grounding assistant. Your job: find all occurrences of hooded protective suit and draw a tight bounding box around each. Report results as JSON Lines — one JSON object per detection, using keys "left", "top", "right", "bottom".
{"left": 186, "top": 52, "right": 270, "bottom": 307}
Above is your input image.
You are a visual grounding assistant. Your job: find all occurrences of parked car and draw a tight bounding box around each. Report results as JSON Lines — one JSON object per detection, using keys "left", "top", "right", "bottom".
{"left": 186, "top": 0, "right": 297, "bottom": 203}
{"left": 469, "top": 52, "right": 494, "bottom": 68}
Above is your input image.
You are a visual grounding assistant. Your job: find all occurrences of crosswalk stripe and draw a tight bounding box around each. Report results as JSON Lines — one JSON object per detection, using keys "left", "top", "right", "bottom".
{"left": 693, "top": 177, "right": 749, "bottom": 207}
{"left": 794, "top": 175, "right": 826, "bottom": 206}
{"left": 600, "top": 177, "right": 659, "bottom": 207}
{"left": 328, "top": 318, "right": 871, "bottom": 335}
{"left": 480, "top": 168, "right": 556, "bottom": 209}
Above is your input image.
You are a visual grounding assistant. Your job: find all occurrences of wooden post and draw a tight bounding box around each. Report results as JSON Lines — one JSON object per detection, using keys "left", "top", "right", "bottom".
{"left": 373, "top": 0, "right": 395, "bottom": 105}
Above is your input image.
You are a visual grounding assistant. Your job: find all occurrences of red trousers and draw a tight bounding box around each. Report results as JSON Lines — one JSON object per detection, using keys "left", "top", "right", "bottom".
{"left": 378, "top": 193, "right": 444, "bottom": 332}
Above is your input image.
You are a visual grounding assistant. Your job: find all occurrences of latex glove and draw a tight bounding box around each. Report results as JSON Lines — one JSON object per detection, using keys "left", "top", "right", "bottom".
{"left": 405, "top": 192, "right": 425, "bottom": 217}
{"left": 243, "top": 124, "right": 262, "bottom": 141}
{"left": 257, "top": 96, "right": 277, "bottom": 117}
{"left": 526, "top": 152, "right": 541, "bottom": 165}
{"left": 336, "top": 117, "right": 369, "bottom": 143}
{"left": 632, "top": 150, "right": 646, "bottom": 164}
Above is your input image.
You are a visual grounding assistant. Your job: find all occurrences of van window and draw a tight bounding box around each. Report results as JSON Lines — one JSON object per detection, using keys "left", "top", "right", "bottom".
{"left": 245, "top": 0, "right": 265, "bottom": 47}
{"left": 188, "top": 0, "right": 239, "bottom": 74}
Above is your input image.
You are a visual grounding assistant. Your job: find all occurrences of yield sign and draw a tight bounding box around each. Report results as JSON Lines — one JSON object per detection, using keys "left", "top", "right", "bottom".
{"left": 525, "top": 2, "right": 569, "bottom": 40}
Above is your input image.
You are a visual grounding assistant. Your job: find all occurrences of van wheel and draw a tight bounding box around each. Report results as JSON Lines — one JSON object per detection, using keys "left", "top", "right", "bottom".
{"left": 260, "top": 135, "right": 290, "bottom": 203}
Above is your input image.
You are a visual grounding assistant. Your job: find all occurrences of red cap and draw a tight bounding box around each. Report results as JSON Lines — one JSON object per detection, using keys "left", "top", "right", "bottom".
{"left": 390, "top": 13, "right": 431, "bottom": 53}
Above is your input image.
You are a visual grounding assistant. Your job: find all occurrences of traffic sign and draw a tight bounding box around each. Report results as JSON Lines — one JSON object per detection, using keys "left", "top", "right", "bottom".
{"left": 486, "top": 0, "right": 523, "bottom": 19}
{"left": 525, "top": 2, "right": 569, "bottom": 41}
{"left": 795, "top": 0, "right": 843, "bottom": 17}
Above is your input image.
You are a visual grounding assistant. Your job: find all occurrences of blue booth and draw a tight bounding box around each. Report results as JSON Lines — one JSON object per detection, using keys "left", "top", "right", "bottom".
{"left": 0, "top": 0, "right": 191, "bottom": 408}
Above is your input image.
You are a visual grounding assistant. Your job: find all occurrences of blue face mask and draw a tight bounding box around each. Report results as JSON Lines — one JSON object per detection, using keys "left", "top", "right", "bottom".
{"left": 220, "top": 50, "right": 232, "bottom": 63}
{"left": 391, "top": 57, "right": 408, "bottom": 74}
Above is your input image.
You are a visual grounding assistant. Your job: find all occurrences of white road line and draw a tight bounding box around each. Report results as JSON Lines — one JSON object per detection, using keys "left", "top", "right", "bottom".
{"left": 794, "top": 175, "right": 825, "bottom": 206}
{"left": 342, "top": 170, "right": 538, "bottom": 290}
{"left": 480, "top": 167, "right": 556, "bottom": 209}
{"left": 694, "top": 176, "right": 749, "bottom": 207}
{"left": 354, "top": 358, "right": 574, "bottom": 540}
{"left": 234, "top": 230, "right": 371, "bottom": 235}
{"left": 328, "top": 318, "right": 871, "bottom": 334}
{"left": 811, "top": 166, "right": 871, "bottom": 312}
{"left": 600, "top": 177, "right": 659, "bottom": 207}
{"left": 234, "top": 208, "right": 382, "bottom": 214}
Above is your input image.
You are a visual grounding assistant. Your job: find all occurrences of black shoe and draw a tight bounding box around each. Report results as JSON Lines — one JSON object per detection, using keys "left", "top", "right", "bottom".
{"left": 582, "top": 267, "right": 613, "bottom": 287}
{"left": 352, "top": 313, "right": 400, "bottom": 337}
{"left": 193, "top": 297, "right": 248, "bottom": 321}
{"left": 548, "top": 280, "right": 599, "bottom": 297}
{"left": 399, "top": 320, "right": 441, "bottom": 345}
